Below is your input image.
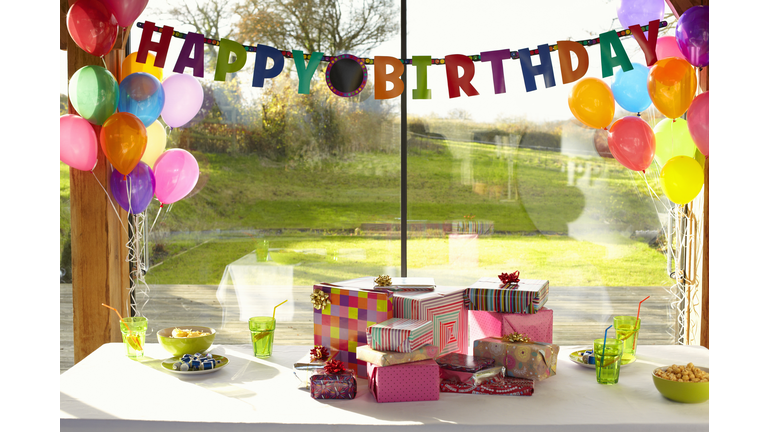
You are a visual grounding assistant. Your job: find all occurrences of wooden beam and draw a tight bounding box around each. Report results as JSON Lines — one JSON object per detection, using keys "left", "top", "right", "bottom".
{"left": 67, "top": 0, "right": 130, "bottom": 364}
{"left": 665, "top": 0, "right": 709, "bottom": 19}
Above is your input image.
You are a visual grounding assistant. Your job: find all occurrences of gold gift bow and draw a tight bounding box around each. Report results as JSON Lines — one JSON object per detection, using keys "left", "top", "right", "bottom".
{"left": 310, "top": 289, "right": 330, "bottom": 310}
{"left": 374, "top": 275, "right": 392, "bottom": 286}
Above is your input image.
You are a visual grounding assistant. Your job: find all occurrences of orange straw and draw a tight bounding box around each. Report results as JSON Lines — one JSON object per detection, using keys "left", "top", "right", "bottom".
{"left": 102, "top": 303, "right": 142, "bottom": 351}
{"left": 636, "top": 296, "right": 650, "bottom": 328}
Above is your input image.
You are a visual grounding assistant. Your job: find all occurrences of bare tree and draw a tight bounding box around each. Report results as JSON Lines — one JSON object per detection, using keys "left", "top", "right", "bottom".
{"left": 164, "top": 0, "right": 237, "bottom": 71}
{"left": 235, "top": 0, "right": 399, "bottom": 56}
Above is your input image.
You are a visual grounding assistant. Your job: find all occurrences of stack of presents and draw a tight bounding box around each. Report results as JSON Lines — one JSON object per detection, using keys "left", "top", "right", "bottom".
{"left": 295, "top": 272, "right": 558, "bottom": 401}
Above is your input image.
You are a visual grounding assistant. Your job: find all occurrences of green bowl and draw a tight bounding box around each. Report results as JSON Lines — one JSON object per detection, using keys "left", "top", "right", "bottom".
{"left": 157, "top": 326, "right": 216, "bottom": 356}
{"left": 652, "top": 366, "right": 709, "bottom": 403}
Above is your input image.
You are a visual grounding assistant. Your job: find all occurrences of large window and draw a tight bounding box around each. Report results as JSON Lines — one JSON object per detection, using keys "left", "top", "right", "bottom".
{"left": 61, "top": 0, "right": 683, "bottom": 372}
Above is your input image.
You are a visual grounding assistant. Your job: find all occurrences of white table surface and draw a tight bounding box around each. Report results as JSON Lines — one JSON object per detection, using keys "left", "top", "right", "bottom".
{"left": 60, "top": 343, "right": 708, "bottom": 431}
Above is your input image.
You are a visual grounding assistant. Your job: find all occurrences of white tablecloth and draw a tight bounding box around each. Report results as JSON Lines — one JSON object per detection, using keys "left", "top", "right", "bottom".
{"left": 60, "top": 343, "right": 708, "bottom": 431}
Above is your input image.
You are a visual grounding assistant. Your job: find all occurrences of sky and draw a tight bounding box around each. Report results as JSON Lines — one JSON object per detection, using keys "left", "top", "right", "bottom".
{"left": 14, "top": 0, "right": 768, "bottom": 428}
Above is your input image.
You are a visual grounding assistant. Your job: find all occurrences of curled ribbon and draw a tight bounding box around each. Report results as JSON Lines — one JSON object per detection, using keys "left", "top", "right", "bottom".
{"left": 502, "top": 332, "right": 531, "bottom": 344}
{"left": 499, "top": 271, "right": 520, "bottom": 286}
{"left": 310, "top": 345, "right": 329, "bottom": 361}
{"left": 310, "top": 290, "right": 330, "bottom": 310}
{"left": 374, "top": 275, "right": 392, "bottom": 286}
{"left": 324, "top": 359, "right": 346, "bottom": 375}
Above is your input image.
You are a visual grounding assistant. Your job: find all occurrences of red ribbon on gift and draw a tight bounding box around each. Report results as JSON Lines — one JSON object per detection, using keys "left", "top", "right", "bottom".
{"left": 499, "top": 271, "right": 520, "bottom": 286}
{"left": 310, "top": 345, "right": 330, "bottom": 362}
{"left": 324, "top": 359, "right": 346, "bottom": 375}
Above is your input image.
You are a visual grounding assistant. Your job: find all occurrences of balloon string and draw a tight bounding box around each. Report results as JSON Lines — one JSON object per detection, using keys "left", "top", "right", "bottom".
{"left": 101, "top": 56, "right": 107, "bottom": 69}
{"left": 91, "top": 170, "right": 129, "bottom": 235}
{"left": 149, "top": 203, "right": 163, "bottom": 234}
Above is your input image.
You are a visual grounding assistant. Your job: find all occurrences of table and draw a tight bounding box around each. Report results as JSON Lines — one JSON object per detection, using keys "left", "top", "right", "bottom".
{"left": 60, "top": 343, "right": 708, "bottom": 431}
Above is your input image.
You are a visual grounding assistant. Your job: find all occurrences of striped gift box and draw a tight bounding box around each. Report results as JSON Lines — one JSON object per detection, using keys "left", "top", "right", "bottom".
{"left": 463, "top": 277, "right": 549, "bottom": 314}
{"left": 366, "top": 318, "right": 433, "bottom": 353}
{"left": 394, "top": 287, "right": 468, "bottom": 355}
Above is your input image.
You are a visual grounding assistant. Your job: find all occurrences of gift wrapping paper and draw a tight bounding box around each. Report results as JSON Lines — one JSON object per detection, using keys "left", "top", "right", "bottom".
{"left": 367, "top": 359, "right": 440, "bottom": 403}
{"left": 468, "top": 310, "right": 503, "bottom": 350}
{"left": 310, "top": 371, "right": 357, "bottom": 399}
{"left": 463, "top": 277, "right": 549, "bottom": 313}
{"left": 393, "top": 287, "right": 468, "bottom": 355}
{"left": 366, "top": 318, "right": 433, "bottom": 353}
{"left": 435, "top": 352, "right": 497, "bottom": 372}
{"left": 356, "top": 344, "right": 440, "bottom": 367}
{"left": 293, "top": 349, "right": 339, "bottom": 388}
{"left": 439, "top": 365, "right": 505, "bottom": 385}
{"left": 313, "top": 283, "right": 393, "bottom": 379}
{"left": 439, "top": 376, "right": 534, "bottom": 396}
{"left": 473, "top": 337, "right": 559, "bottom": 381}
{"left": 501, "top": 307, "right": 553, "bottom": 343}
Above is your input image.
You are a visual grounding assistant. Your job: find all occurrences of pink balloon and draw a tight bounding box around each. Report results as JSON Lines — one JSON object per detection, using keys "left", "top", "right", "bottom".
{"left": 161, "top": 74, "right": 204, "bottom": 128}
{"left": 60, "top": 114, "right": 98, "bottom": 171}
{"left": 687, "top": 92, "right": 709, "bottom": 157}
{"left": 656, "top": 36, "right": 686, "bottom": 61}
{"left": 153, "top": 149, "right": 200, "bottom": 205}
{"left": 608, "top": 116, "right": 656, "bottom": 172}
{"left": 102, "top": 0, "right": 149, "bottom": 28}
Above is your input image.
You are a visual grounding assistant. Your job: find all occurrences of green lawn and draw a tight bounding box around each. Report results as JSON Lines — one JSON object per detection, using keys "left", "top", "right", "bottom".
{"left": 61, "top": 137, "right": 670, "bottom": 286}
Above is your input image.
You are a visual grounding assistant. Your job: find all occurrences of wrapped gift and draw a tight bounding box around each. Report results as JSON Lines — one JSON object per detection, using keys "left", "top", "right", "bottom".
{"left": 468, "top": 307, "right": 554, "bottom": 348}
{"left": 473, "top": 337, "right": 559, "bottom": 381}
{"left": 310, "top": 361, "right": 357, "bottom": 400}
{"left": 440, "top": 376, "right": 534, "bottom": 396}
{"left": 366, "top": 318, "right": 433, "bottom": 353}
{"left": 313, "top": 282, "right": 393, "bottom": 378}
{"left": 367, "top": 359, "right": 440, "bottom": 403}
{"left": 329, "top": 277, "right": 467, "bottom": 355}
{"left": 394, "top": 287, "right": 468, "bottom": 355}
{"left": 464, "top": 277, "right": 549, "bottom": 314}
{"left": 294, "top": 346, "right": 338, "bottom": 389}
{"left": 439, "top": 365, "right": 505, "bottom": 385}
{"left": 435, "top": 352, "right": 496, "bottom": 372}
{"left": 501, "top": 308, "right": 553, "bottom": 343}
{"left": 356, "top": 344, "right": 440, "bottom": 367}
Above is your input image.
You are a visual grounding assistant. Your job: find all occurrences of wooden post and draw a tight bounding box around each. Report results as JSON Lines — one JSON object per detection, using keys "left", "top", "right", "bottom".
{"left": 699, "top": 66, "right": 708, "bottom": 348}
{"left": 65, "top": 0, "right": 130, "bottom": 363}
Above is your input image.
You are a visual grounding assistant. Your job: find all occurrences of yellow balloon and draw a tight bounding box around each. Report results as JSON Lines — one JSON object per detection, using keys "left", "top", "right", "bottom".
{"left": 660, "top": 156, "right": 704, "bottom": 205}
{"left": 568, "top": 77, "right": 615, "bottom": 129}
{"left": 653, "top": 118, "right": 697, "bottom": 167}
{"left": 647, "top": 57, "right": 697, "bottom": 119}
{"left": 141, "top": 121, "right": 167, "bottom": 169}
{"left": 120, "top": 52, "right": 164, "bottom": 83}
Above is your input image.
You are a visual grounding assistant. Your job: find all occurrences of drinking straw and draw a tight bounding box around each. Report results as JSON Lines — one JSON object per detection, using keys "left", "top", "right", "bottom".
{"left": 102, "top": 303, "right": 142, "bottom": 351}
{"left": 599, "top": 324, "right": 613, "bottom": 381}
{"left": 273, "top": 300, "right": 288, "bottom": 319}
{"left": 635, "top": 295, "right": 650, "bottom": 331}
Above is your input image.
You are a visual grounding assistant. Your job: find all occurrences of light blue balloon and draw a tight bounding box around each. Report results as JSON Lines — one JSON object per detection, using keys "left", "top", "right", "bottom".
{"left": 118, "top": 72, "right": 166, "bottom": 127}
{"left": 611, "top": 62, "right": 651, "bottom": 113}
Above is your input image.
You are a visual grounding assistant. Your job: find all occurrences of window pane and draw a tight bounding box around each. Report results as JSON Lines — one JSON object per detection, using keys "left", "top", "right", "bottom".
{"left": 405, "top": 0, "right": 676, "bottom": 346}
{"left": 128, "top": 1, "right": 402, "bottom": 348}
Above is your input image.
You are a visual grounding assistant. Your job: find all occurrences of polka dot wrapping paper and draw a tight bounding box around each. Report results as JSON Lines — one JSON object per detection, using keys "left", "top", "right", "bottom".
{"left": 473, "top": 337, "right": 559, "bottom": 382}
{"left": 367, "top": 359, "right": 440, "bottom": 403}
{"left": 313, "top": 283, "right": 393, "bottom": 379}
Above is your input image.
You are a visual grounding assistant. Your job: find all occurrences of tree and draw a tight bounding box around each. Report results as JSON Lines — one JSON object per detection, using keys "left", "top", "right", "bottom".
{"left": 235, "top": 0, "right": 399, "bottom": 56}
{"left": 163, "top": 0, "right": 237, "bottom": 71}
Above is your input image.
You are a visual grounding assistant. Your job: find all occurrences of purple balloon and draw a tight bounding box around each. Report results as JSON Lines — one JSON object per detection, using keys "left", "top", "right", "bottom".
{"left": 676, "top": 5, "right": 709, "bottom": 67}
{"left": 110, "top": 161, "right": 156, "bottom": 214}
{"left": 617, "top": 0, "right": 665, "bottom": 38}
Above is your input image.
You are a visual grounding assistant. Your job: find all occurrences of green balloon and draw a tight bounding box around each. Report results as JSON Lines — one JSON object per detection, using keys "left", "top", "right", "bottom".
{"left": 68, "top": 65, "right": 119, "bottom": 126}
{"left": 653, "top": 118, "right": 697, "bottom": 168}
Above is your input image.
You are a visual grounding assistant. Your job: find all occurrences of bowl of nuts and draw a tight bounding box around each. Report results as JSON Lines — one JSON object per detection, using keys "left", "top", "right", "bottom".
{"left": 157, "top": 326, "right": 216, "bottom": 356}
{"left": 652, "top": 363, "right": 709, "bottom": 403}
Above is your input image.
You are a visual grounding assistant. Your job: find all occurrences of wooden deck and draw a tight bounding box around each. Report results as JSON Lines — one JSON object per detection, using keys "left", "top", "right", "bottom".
{"left": 60, "top": 284, "right": 676, "bottom": 373}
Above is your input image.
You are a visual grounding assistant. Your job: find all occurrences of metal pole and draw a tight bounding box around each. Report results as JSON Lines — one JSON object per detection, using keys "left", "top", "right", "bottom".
{"left": 400, "top": 0, "right": 408, "bottom": 277}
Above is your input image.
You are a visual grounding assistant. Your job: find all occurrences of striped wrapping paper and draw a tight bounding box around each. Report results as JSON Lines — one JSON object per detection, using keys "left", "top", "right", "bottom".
{"left": 463, "top": 277, "right": 549, "bottom": 314}
{"left": 366, "top": 318, "right": 433, "bottom": 353}
{"left": 394, "top": 287, "right": 468, "bottom": 355}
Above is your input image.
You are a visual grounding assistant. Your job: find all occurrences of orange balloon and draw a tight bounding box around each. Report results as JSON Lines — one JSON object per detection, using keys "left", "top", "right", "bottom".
{"left": 647, "top": 57, "right": 697, "bottom": 119}
{"left": 120, "top": 52, "right": 164, "bottom": 83}
{"left": 99, "top": 112, "right": 148, "bottom": 175}
{"left": 568, "top": 77, "right": 615, "bottom": 129}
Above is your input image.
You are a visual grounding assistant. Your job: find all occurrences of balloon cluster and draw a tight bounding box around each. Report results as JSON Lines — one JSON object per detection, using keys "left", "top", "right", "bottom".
{"left": 568, "top": 3, "right": 709, "bottom": 206}
{"left": 61, "top": 0, "right": 204, "bottom": 214}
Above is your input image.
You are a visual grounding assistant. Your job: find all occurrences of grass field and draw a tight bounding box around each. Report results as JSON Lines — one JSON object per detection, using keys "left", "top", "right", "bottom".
{"left": 60, "top": 136, "right": 671, "bottom": 287}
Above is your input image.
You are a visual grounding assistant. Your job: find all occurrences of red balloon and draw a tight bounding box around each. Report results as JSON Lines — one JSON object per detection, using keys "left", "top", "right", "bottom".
{"left": 608, "top": 116, "right": 656, "bottom": 172}
{"left": 687, "top": 92, "right": 709, "bottom": 157}
{"left": 67, "top": 0, "right": 119, "bottom": 57}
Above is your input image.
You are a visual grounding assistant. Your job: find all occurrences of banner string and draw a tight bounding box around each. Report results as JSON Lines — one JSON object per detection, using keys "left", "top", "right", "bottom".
{"left": 135, "top": 20, "right": 668, "bottom": 65}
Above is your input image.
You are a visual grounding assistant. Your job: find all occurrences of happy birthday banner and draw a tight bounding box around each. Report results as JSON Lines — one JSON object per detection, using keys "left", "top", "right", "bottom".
{"left": 134, "top": 19, "right": 668, "bottom": 100}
